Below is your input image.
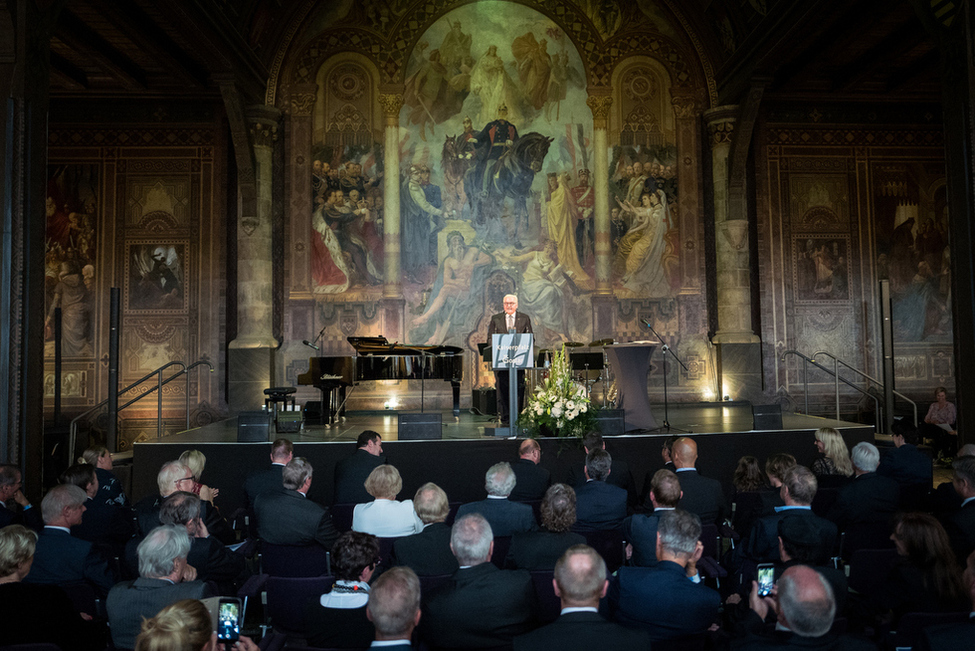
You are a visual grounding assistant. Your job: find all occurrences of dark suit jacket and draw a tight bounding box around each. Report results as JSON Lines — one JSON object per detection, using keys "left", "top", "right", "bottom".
{"left": 23, "top": 527, "right": 116, "bottom": 596}
{"left": 189, "top": 535, "right": 246, "bottom": 583}
{"left": 0, "top": 581, "right": 107, "bottom": 651}
{"left": 243, "top": 463, "right": 286, "bottom": 510}
{"left": 623, "top": 509, "right": 670, "bottom": 567}
{"left": 304, "top": 601, "right": 374, "bottom": 648}
{"left": 567, "top": 455, "right": 637, "bottom": 507}
{"left": 421, "top": 562, "right": 537, "bottom": 650}
{"left": 333, "top": 449, "right": 386, "bottom": 504}
{"left": 72, "top": 495, "right": 134, "bottom": 553}
{"left": 391, "top": 522, "right": 460, "bottom": 576}
{"left": 0, "top": 501, "right": 43, "bottom": 531}
{"left": 826, "top": 472, "right": 901, "bottom": 529}
{"left": 675, "top": 468, "right": 727, "bottom": 525}
{"left": 941, "top": 499, "right": 975, "bottom": 563}
{"left": 254, "top": 489, "right": 339, "bottom": 549}
{"left": 607, "top": 561, "right": 721, "bottom": 642}
{"left": 107, "top": 578, "right": 210, "bottom": 649}
{"left": 487, "top": 311, "right": 533, "bottom": 337}
{"left": 509, "top": 458, "right": 551, "bottom": 501}
{"left": 456, "top": 498, "right": 536, "bottom": 537}
{"left": 504, "top": 529, "right": 586, "bottom": 570}
{"left": 743, "top": 508, "right": 838, "bottom": 563}
{"left": 878, "top": 444, "right": 933, "bottom": 487}
{"left": 732, "top": 610, "right": 877, "bottom": 650}
{"left": 918, "top": 618, "right": 975, "bottom": 651}
{"left": 514, "top": 610, "right": 651, "bottom": 651}
{"left": 573, "top": 480, "right": 628, "bottom": 532}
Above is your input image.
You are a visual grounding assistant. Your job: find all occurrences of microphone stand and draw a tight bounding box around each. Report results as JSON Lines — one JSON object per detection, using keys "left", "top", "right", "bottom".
{"left": 641, "top": 318, "right": 690, "bottom": 433}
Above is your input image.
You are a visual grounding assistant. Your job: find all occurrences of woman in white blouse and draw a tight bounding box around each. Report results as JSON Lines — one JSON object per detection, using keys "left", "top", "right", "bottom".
{"left": 352, "top": 464, "right": 423, "bottom": 537}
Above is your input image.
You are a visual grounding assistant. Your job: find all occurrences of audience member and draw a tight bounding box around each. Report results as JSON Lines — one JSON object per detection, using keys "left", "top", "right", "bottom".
{"left": 941, "top": 455, "right": 975, "bottom": 563}
{"left": 509, "top": 438, "right": 552, "bottom": 501}
{"left": 60, "top": 462, "right": 132, "bottom": 552}
{"left": 22, "top": 483, "right": 116, "bottom": 596}
{"left": 736, "top": 565, "right": 874, "bottom": 650}
{"left": 506, "top": 483, "right": 585, "bottom": 570}
{"left": 765, "top": 454, "right": 797, "bottom": 489}
{"left": 367, "top": 566, "right": 422, "bottom": 650}
{"left": 304, "top": 531, "right": 379, "bottom": 648}
{"left": 733, "top": 456, "right": 769, "bottom": 493}
{"left": 775, "top": 515, "right": 848, "bottom": 613}
{"left": 928, "top": 443, "right": 975, "bottom": 514}
{"left": 353, "top": 464, "right": 423, "bottom": 537}
{"left": 0, "top": 463, "right": 42, "bottom": 530}
{"left": 134, "top": 598, "right": 258, "bottom": 651}
{"left": 568, "top": 432, "right": 637, "bottom": 506}
{"left": 157, "top": 491, "right": 244, "bottom": 584}
{"left": 879, "top": 425, "right": 934, "bottom": 507}
{"left": 178, "top": 449, "right": 219, "bottom": 504}
{"left": 670, "top": 437, "right": 727, "bottom": 525}
{"left": 254, "top": 457, "right": 339, "bottom": 549}
{"left": 624, "top": 469, "right": 680, "bottom": 566}
{"left": 456, "top": 462, "right": 536, "bottom": 536}
{"left": 917, "top": 549, "right": 975, "bottom": 651}
{"left": 133, "top": 461, "right": 199, "bottom": 537}
{"left": 334, "top": 430, "right": 387, "bottom": 504}
{"left": 573, "top": 448, "right": 628, "bottom": 532}
{"left": 421, "top": 513, "right": 537, "bottom": 649}
{"left": 826, "top": 442, "right": 900, "bottom": 537}
{"left": 243, "top": 437, "right": 293, "bottom": 512}
{"left": 513, "top": 545, "right": 651, "bottom": 650}
{"left": 607, "top": 509, "right": 720, "bottom": 642}
{"left": 920, "top": 386, "right": 956, "bottom": 458}
{"left": 731, "top": 456, "right": 773, "bottom": 538}
{"left": 107, "top": 524, "right": 211, "bottom": 650}
{"left": 80, "top": 445, "right": 128, "bottom": 506}
{"left": 0, "top": 524, "right": 107, "bottom": 651}
{"left": 391, "top": 482, "right": 459, "bottom": 576}
{"left": 811, "top": 428, "right": 854, "bottom": 480}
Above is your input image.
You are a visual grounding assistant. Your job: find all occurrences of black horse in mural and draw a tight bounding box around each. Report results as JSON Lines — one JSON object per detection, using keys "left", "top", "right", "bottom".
{"left": 465, "top": 131, "right": 553, "bottom": 246}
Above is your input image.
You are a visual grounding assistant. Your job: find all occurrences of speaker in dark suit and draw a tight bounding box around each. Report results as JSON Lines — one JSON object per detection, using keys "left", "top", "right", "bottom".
{"left": 487, "top": 296, "right": 533, "bottom": 425}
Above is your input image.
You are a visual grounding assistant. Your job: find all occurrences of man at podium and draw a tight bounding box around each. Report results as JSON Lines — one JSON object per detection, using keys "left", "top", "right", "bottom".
{"left": 487, "top": 294, "right": 533, "bottom": 425}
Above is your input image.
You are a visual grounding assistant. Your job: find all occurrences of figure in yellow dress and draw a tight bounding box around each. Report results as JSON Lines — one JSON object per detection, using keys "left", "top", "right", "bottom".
{"left": 545, "top": 172, "right": 591, "bottom": 290}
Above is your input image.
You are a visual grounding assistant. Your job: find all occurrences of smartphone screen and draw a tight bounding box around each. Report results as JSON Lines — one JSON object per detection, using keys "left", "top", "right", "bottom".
{"left": 217, "top": 599, "right": 240, "bottom": 642}
{"left": 757, "top": 564, "right": 775, "bottom": 597}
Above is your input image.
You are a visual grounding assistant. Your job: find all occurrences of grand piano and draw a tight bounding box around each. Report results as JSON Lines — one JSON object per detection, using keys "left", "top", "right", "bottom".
{"left": 297, "top": 336, "right": 464, "bottom": 424}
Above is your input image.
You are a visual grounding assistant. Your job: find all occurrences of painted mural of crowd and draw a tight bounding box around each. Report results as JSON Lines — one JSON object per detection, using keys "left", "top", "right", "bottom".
{"left": 310, "top": 157, "right": 385, "bottom": 293}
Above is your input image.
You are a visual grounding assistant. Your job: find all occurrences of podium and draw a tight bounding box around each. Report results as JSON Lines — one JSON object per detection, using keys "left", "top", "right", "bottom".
{"left": 487, "top": 332, "right": 533, "bottom": 437}
{"left": 604, "top": 342, "right": 659, "bottom": 431}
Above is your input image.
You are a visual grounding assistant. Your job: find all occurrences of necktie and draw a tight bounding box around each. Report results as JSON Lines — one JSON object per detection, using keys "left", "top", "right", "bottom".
{"left": 507, "top": 315, "right": 514, "bottom": 330}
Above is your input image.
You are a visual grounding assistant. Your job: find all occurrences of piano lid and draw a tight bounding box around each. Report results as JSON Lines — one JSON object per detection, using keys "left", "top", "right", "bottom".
{"left": 347, "top": 336, "right": 462, "bottom": 357}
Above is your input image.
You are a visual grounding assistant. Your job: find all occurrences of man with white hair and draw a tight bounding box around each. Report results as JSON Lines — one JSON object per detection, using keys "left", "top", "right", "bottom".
{"left": 487, "top": 293, "right": 533, "bottom": 426}
{"left": 421, "top": 513, "right": 537, "bottom": 649}
{"left": 133, "top": 460, "right": 200, "bottom": 536}
{"left": 456, "top": 462, "right": 536, "bottom": 536}
{"left": 827, "top": 441, "right": 900, "bottom": 533}
{"left": 367, "top": 566, "right": 423, "bottom": 650}
{"left": 106, "top": 524, "right": 210, "bottom": 649}
{"left": 22, "top": 483, "right": 116, "bottom": 596}
{"left": 255, "top": 457, "right": 339, "bottom": 549}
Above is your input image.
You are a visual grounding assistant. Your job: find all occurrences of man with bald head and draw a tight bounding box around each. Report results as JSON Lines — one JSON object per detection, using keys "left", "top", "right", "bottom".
{"left": 671, "top": 437, "right": 726, "bottom": 526}
{"left": 509, "top": 438, "right": 552, "bottom": 501}
{"left": 514, "top": 545, "right": 650, "bottom": 650}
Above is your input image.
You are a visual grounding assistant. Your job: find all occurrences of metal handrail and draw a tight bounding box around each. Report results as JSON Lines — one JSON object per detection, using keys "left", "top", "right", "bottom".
{"left": 69, "top": 359, "right": 211, "bottom": 454}
{"left": 781, "top": 351, "right": 882, "bottom": 429}
{"left": 811, "top": 351, "right": 917, "bottom": 429}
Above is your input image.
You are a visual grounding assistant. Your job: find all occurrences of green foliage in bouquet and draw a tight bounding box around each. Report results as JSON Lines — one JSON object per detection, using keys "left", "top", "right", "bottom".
{"left": 518, "top": 345, "right": 598, "bottom": 439}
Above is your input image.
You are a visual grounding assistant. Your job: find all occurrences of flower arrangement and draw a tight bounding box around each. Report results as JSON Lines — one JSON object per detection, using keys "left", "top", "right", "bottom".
{"left": 518, "top": 345, "right": 597, "bottom": 439}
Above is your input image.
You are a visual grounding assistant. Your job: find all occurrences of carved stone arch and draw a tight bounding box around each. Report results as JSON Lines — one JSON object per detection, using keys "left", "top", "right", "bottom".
{"left": 610, "top": 56, "right": 676, "bottom": 147}
{"left": 314, "top": 53, "right": 383, "bottom": 148}
{"left": 601, "top": 32, "right": 697, "bottom": 93}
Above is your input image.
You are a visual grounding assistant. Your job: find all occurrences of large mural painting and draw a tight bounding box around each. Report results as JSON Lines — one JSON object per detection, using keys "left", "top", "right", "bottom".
{"left": 398, "top": 2, "right": 595, "bottom": 350}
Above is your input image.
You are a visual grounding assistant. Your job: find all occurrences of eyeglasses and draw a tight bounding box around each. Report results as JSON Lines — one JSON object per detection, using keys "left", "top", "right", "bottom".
{"left": 174, "top": 475, "right": 194, "bottom": 486}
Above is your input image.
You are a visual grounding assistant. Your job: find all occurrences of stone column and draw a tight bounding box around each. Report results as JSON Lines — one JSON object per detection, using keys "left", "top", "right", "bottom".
{"left": 671, "top": 94, "right": 703, "bottom": 290}
{"left": 287, "top": 85, "right": 317, "bottom": 295}
{"left": 587, "top": 93, "right": 613, "bottom": 296}
{"left": 704, "top": 106, "right": 762, "bottom": 401}
{"left": 378, "top": 91, "right": 405, "bottom": 338}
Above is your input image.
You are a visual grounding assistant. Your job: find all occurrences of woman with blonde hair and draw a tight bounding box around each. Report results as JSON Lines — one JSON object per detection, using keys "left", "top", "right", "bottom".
{"left": 812, "top": 427, "right": 854, "bottom": 477}
{"left": 179, "top": 449, "right": 219, "bottom": 503}
{"left": 134, "top": 598, "right": 257, "bottom": 651}
{"left": 352, "top": 464, "right": 422, "bottom": 537}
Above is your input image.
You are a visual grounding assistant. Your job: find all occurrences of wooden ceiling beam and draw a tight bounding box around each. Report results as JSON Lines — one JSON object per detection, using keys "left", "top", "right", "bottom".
{"left": 54, "top": 9, "right": 148, "bottom": 90}
{"left": 49, "top": 51, "right": 89, "bottom": 90}
{"left": 830, "top": 21, "right": 926, "bottom": 91}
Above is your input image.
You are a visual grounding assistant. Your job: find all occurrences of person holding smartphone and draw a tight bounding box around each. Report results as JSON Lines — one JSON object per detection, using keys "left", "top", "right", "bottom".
{"left": 134, "top": 598, "right": 258, "bottom": 651}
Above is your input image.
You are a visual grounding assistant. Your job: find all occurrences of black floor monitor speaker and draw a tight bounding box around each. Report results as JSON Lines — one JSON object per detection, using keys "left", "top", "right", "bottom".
{"left": 596, "top": 409, "right": 625, "bottom": 436}
{"left": 752, "top": 404, "right": 783, "bottom": 430}
{"left": 398, "top": 412, "right": 442, "bottom": 440}
{"left": 472, "top": 388, "right": 497, "bottom": 416}
{"left": 238, "top": 411, "right": 271, "bottom": 442}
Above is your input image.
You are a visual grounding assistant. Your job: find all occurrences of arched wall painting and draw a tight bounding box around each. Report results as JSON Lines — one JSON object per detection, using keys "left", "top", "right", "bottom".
{"left": 398, "top": 1, "right": 597, "bottom": 351}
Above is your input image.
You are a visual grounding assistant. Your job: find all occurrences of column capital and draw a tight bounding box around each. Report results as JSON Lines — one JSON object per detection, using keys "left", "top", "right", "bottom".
{"left": 245, "top": 105, "right": 282, "bottom": 147}
{"left": 379, "top": 93, "right": 404, "bottom": 126}
{"left": 586, "top": 93, "right": 613, "bottom": 128}
{"left": 670, "top": 95, "right": 701, "bottom": 119}
{"left": 704, "top": 106, "right": 738, "bottom": 149}
{"left": 289, "top": 84, "right": 317, "bottom": 117}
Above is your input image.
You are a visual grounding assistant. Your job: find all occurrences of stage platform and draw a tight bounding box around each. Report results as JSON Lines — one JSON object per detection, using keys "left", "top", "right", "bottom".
{"left": 131, "top": 402, "right": 875, "bottom": 516}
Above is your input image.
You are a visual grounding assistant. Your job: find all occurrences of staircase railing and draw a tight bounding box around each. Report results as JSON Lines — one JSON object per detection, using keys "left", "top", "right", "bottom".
{"left": 780, "top": 351, "right": 885, "bottom": 432}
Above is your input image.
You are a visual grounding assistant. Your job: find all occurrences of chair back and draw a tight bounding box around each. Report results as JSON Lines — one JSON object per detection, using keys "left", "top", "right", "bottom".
{"left": 581, "top": 527, "right": 624, "bottom": 573}
{"left": 331, "top": 504, "right": 356, "bottom": 532}
{"left": 811, "top": 487, "right": 840, "bottom": 516}
{"left": 529, "top": 569, "right": 561, "bottom": 624}
{"left": 265, "top": 575, "right": 335, "bottom": 636}
{"left": 847, "top": 547, "right": 900, "bottom": 595}
{"left": 840, "top": 523, "right": 895, "bottom": 561}
{"left": 887, "top": 611, "right": 970, "bottom": 650}
{"left": 261, "top": 542, "right": 330, "bottom": 577}
{"left": 490, "top": 536, "right": 512, "bottom": 569}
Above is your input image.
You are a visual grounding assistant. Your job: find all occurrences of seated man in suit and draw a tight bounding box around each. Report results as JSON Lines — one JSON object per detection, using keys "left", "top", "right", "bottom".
{"left": 243, "top": 437, "right": 293, "bottom": 515}
{"left": 741, "top": 465, "right": 837, "bottom": 565}
{"left": 334, "top": 430, "right": 386, "bottom": 505}
{"left": 456, "top": 462, "right": 536, "bottom": 536}
{"left": 506, "top": 483, "right": 586, "bottom": 570}
{"left": 607, "top": 509, "right": 721, "bottom": 642}
{"left": 391, "top": 482, "right": 459, "bottom": 576}
{"left": 568, "top": 432, "right": 637, "bottom": 507}
{"left": 367, "top": 566, "right": 422, "bottom": 651}
{"left": 514, "top": 545, "right": 650, "bottom": 651}
{"left": 736, "top": 565, "right": 874, "bottom": 650}
{"left": 157, "top": 491, "right": 245, "bottom": 584}
{"left": 574, "top": 449, "right": 628, "bottom": 532}
{"left": 0, "top": 463, "right": 43, "bottom": 530}
{"left": 420, "top": 513, "right": 537, "bottom": 649}
{"left": 22, "top": 484, "right": 116, "bottom": 597}
{"left": 879, "top": 426, "right": 933, "bottom": 491}
{"left": 941, "top": 456, "right": 975, "bottom": 564}
{"left": 775, "top": 515, "right": 848, "bottom": 614}
{"left": 625, "top": 469, "right": 681, "bottom": 566}
{"left": 671, "top": 437, "right": 727, "bottom": 526}
{"left": 827, "top": 442, "right": 900, "bottom": 549}
{"left": 918, "top": 549, "right": 975, "bottom": 651}
{"left": 107, "top": 524, "right": 211, "bottom": 650}
{"left": 133, "top": 460, "right": 199, "bottom": 537}
{"left": 254, "top": 457, "right": 339, "bottom": 550}
{"left": 509, "top": 438, "right": 552, "bottom": 501}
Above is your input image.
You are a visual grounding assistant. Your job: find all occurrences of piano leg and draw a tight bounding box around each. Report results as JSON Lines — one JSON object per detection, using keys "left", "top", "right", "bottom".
{"left": 338, "top": 385, "right": 347, "bottom": 421}
{"left": 451, "top": 380, "right": 460, "bottom": 418}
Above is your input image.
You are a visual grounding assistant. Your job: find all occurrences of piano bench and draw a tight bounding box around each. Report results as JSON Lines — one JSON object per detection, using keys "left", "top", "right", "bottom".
{"left": 264, "top": 386, "right": 297, "bottom": 413}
